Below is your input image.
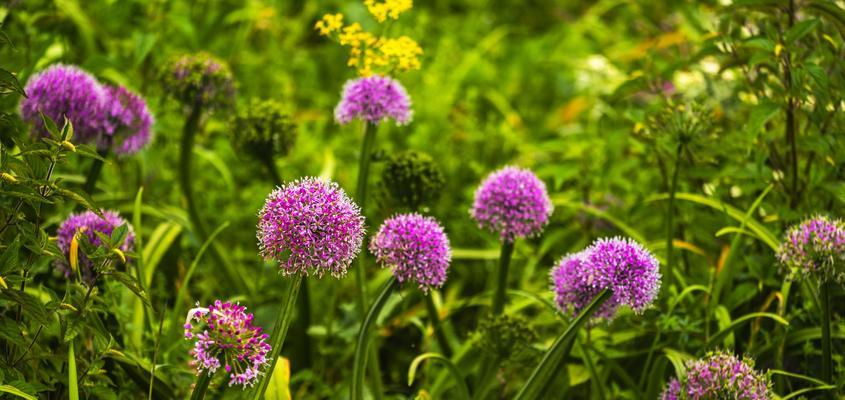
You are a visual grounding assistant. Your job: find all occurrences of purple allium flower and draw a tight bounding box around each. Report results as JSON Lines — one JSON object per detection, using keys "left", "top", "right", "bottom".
{"left": 335, "top": 76, "right": 412, "bottom": 125}
{"left": 550, "top": 237, "right": 660, "bottom": 320}
{"left": 56, "top": 210, "right": 135, "bottom": 279}
{"left": 184, "top": 300, "right": 271, "bottom": 388}
{"left": 20, "top": 64, "right": 107, "bottom": 142}
{"left": 659, "top": 351, "right": 772, "bottom": 400}
{"left": 258, "top": 177, "right": 365, "bottom": 278}
{"left": 470, "top": 166, "right": 553, "bottom": 243}
{"left": 777, "top": 215, "right": 845, "bottom": 283}
{"left": 369, "top": 213, "right": 451, "bottom": 292}
{"left": 102, "top": 85, "right": 154, "bottom": 155}
{"left": 659, "top": 378, "right": 681, "bottom": 400}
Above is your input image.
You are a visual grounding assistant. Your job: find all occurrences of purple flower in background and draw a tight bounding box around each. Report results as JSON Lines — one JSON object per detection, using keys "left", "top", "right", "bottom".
{"left": 56, "top": 210, "right": 135, "bottom": 279}
{"left": 103, "top": 85, "right": 154, "bottom": 155}
{"left": 660, "top": 351, "right": 771, "bottom": 400}
{"left": 777, "top": 215, "right": 845, "bottom": 283}
{"left": 550, "top": 237, "right": 660, "bottom": 320}
{"left": 20, "top": 64, "right": 107, "bottom": 142}
{"left": 258, "top": 177, "right": 365, "bottom": 278}
{"left": 335, "top": 76, "right": 412, "bottom": 125}
{"left": 471, "top": 166, "right": 553, "bottom": 243}
{"left": 659, "top": 378, "right": 681, "bottom": 400}
{"left": 370, "top": 213, "right": 451, "bottom": 292}
{"left": 184, "top": 300, "right": 271, "bottom": 387}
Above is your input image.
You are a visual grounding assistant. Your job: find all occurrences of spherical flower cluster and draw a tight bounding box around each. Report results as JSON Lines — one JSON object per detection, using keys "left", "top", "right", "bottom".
{"left": 379, "top": 150, "right": 444, "bottom": 210}
{"left": 20, "top": 64, "right": 108, "bottom": 142}
{"left": 162, "top": 53, "right": 235, "bottom": 109}
{"left": 258, "top": 177, "right": 365, "bottom": 278}
{"left": 550, "top": 237, "right": 660, "bottom": 320}
{"left": 103, "top": 85, "right": 154, "bottom": 155}
{"left": 474, "top": 314, "right": 538, "bottom": 367}
{"left": 335, "top": 76, "right": 412, "bottom": 125}
{"left": 56, "top": 210, "right": 135, "bottom": 279}
{"left": 20, "top": 64, "right": 155, "bottom": 154}
{"left": 777, "top": 215, "right": 845, "bottom": 283}
{"left": 659, "top": 352, "right": 771, "bottom": 400}
{"left": 184, "top": 300, "right": 271, "bottom": 388}
{"left": 369, "top": 213, "right": 451, "bottom": 292}
{"left": 470, "top": 166, "right": 553, "bottom": 243}
{"left": 230, "top": 98, "right": 297, "bottom": 161}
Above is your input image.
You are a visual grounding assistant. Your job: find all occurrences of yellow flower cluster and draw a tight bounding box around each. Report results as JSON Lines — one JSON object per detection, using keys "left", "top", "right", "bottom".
{"left": 364, "top": 0, "right": 412, "bottom": 23}
{"left": 315, "top": 6, "right": 422, "bottom": 76}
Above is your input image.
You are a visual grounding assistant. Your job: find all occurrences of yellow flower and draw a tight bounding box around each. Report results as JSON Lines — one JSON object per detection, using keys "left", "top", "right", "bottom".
{"left": 364, "top": 0, "right": 413, "bottom": 23}
{"left": 315, "top": 13, "right": 344, "bottom": 36}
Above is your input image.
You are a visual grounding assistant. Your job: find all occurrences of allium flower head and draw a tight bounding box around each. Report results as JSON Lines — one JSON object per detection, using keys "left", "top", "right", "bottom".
{"left": 379, "top": 150, "right": 444, "bottom": 211}
{"left": 258, "top": 177, "right": 365, "bottom": 278}
{"left": 56, "top": 210, "right": 135, "bottom": 279}
{"left": 162, "top": 53, "right": 235, "bottom": 109}
{"left": 184, "top": 300, "right": 271, "bottom": 388}
{"left": 551, "top": 237, "right": 660, "bottom": 320}
{"left": 20, "top": 64, "right": 107, "bottom": 142}
{"left": 103, "top": 85, "right": 154, "bottom": 155}
{"left": 230, "top": 98, "right": 297, "bottom": 161}
{"left": 660, "top": 351, "right": 772, "bottom": 400}
{"left": 369, "top": 213, "right": 451, "bottom": 292}
{"left": 470, "top": 166, "right": 553, "bottom": 242}
{"left": 777, "top": 215, "right": 845, "bottom": 283}
{"left": 335, "top": 76, "right": 412, "bottom": 125}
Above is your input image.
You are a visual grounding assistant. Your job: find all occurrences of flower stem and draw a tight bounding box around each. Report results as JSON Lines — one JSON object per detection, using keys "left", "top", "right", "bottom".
{"left": 515, "top": 288, "right": 612, "bottom": 400}
{"left": 179, "top": 102, "right": 248, "bottom": 294}
{"left": 820, "top": 280, "right": 832, "bottom": 386}
{"left": 353, "top": 121, "right": 385, "bottom": 399}
{"left": 83, "top": 148, "right": 108, "bottom": 194}
{"left": 252, "top": 275, "right": 302, "bottom": 400}
{"left": 425, "top": 293, "right": 452, "bottom": 357}
{"left": 352, "top": 277, "right": 398, "bottom": 400}
{"left": 190, "top": 371, "right": 213, "bottom": 400}
{"left": 491, "top": 241, "right": 514, "bottom": 315}
{"left": 665, "top": 143, "right": 683, "bottom": 291}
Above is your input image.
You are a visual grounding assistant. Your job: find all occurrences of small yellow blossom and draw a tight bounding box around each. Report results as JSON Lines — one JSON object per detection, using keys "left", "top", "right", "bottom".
{"left": 365, "top": 0, "right": 413, "bottom": 23}
{"left": 315, "top": 13, "right": 344, "bottom": 36}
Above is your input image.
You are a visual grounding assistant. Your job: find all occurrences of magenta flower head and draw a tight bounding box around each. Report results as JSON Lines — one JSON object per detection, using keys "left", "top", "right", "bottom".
{"left": 20, "top": 64, "right": 107, "bottom": 142}
{"left": 777, "top": 215, "right": 845, "bottom": 284}
{"left": 184, "top": 300, "right": 271, "bottom": 388}
{"left": 551, "top": 237, "right": 660, "bottom": 320}
{"left": 370, "top": 213, "right": 451, "bottom": 292}
{"left": 471, "top": 166, "right": 553, "bottom": 243}
{"left": 660, "top": 351, "right": 771, "bottom": 400}
{"left": 102, "top": 85, "right": 154, "bottom": 155}
{"left": 258, "top": 177, "right": 365, "bottom": 278}
{"left": 335, "top": 76, "right": 412, "bottom": 125}
{"left": 56, "top": 210, "right": 135, "bottom": 279}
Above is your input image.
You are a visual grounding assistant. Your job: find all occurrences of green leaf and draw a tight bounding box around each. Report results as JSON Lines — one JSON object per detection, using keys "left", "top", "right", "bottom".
{"left": 68, "top": 340, "right": 79, "bottom": 400}
{"left": 806, "top": 1, "right": 845, "bottom": 37}
{"left": 55, "top": 188, "right": 101, "bottom": 217}
{"left": 0, "top": 68, "right": 25, "bottom": 97}
{"left": 407, "top": 353, "right": 470, "bottom": 400}
{"left": 104, "top": 271, "right": 151, "bottom": 308}
{"left": 0, "top": 290, "right": 50, "bottom": 325}
{"left": 142, "top": 222, "right": 182, "bottom": 287}
{"left": 786, "top": 19, "right": 820, "bottom": 44}
{"left": 0, "top": 384, "right": 37, "bottom": 400}
{"left": 0, "top": 234, "right": 21, "bottom": 274}
{"left": 663, "top": 348, "right": 694, "bottom": 377}
{"left": 744, "top": 101, "right": 779, "bottom": 136}
{"left": 38, "top": 112, "right": 60, "bottom": 139}
{"left": 706, "top": 312, "right": 789, "bottom": 349}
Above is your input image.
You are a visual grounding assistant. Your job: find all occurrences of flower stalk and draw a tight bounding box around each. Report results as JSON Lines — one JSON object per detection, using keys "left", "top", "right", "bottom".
{"left": 190, "top": 371, "right": 213, "bottom": 400}
{"left": 251, "top": 275, "right": 302, "bottom": 399}
{"left": 352, "top": 277, "right": 398, "bottom": 400}
{"left": 491, "top": 241, "right": 514, "bottom": 315}
{"left": 820, "top": 280, "right": 832, "bottom": 385}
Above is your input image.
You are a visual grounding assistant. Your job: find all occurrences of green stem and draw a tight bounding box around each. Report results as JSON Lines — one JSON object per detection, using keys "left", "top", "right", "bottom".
{"left": 491, "top": 241, "right": 514, "bottom": 315}
{"left": 190, "top": 372, "right": 213, "bottom": 400}
{"left": 820, "top": 280, "right": 832, "bottom": 386}
{"left": 515, "top": 289, "right": 612, "bottom": 400}
{"left": 352, "top": 277, "right": 398, "bottom": 400}
{"left": 473, "top": 357, "right": 502, "bottom": 400}
{"left": 354, "top": 121, "right": 377, "bottom": 315}
{"left": 252, "top": 275, "right": 303, "bottom": 399}
{"left": 353, "top": 121, "right": 385, "bottom": 399}
{"left": 665, "top": 144, "right": 682, "bottom": 291}
{"left": 83, "top": 150, "right": 107, "bottom": 195}
{"left": 179, "top": 102, "right": 248, "bottom": 294}
{"left": 425, "top": 294, "right": 452, "bottom": 357}
{"left": 68, "top": 339, "right": 79, "bottom": 400}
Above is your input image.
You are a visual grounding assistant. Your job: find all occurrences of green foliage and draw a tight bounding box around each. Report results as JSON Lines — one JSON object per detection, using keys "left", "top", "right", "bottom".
{"left": 0, "top": 0, "right": 844, "bottom": 399}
